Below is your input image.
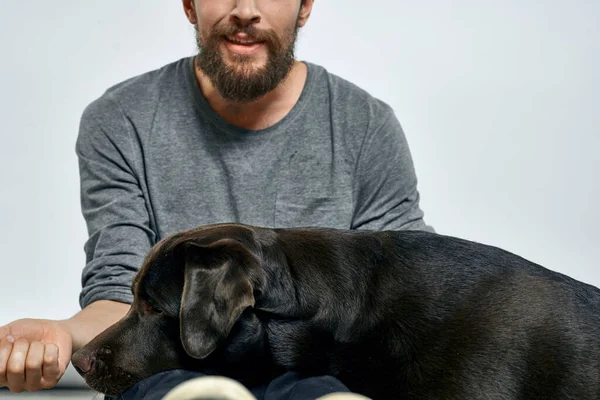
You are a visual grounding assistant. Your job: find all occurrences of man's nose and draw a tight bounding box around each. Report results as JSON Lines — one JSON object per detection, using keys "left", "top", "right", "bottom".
{"left": 231, "top": 0, "right": 261, "bottom": 26}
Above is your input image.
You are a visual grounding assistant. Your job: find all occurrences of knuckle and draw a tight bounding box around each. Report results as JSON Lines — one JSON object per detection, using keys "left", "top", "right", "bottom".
{"left": 6, "top": 363, "right": 23, "bottom": 375}
{"left": 46, "top": 343, "right": 58, "bottom": 351}
{"left": 43, "top": 353, "right": 56, "bottom": 364}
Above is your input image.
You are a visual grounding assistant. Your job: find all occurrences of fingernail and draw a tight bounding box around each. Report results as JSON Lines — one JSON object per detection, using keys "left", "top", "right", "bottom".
{"left": 6, "top": 336, "right": 14, "bottom": 343}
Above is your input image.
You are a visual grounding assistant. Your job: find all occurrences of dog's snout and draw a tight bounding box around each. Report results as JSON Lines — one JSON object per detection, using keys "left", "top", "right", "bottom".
{"left": 72, "top": 350, "right": 96, "bottom": 376}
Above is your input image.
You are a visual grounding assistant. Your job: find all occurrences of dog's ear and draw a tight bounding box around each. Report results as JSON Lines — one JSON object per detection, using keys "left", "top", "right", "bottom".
{"left": 178, "top": 238, "right": 258, "bottom": 360}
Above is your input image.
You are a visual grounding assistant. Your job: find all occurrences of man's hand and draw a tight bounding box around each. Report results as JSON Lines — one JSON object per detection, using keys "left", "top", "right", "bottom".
{"left": 0, "top": 318, "right": 72, "bottom": 392}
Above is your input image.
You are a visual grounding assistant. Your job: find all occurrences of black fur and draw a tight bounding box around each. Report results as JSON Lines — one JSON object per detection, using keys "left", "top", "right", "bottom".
{"left": 72, "top": 223, "right": 600, "bottom": 399}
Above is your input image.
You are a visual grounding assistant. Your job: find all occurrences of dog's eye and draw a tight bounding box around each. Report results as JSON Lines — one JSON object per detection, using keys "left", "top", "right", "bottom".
{"left": 151, "top": 306, "right": 163, "bottom": 315}
{"left": 143, "top": 301, "right": 164, "bottom": 315}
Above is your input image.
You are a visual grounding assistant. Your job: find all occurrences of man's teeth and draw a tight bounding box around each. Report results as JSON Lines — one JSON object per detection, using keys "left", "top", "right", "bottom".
{"left": 227, "top": 36, "right": 257, "bottom": 45}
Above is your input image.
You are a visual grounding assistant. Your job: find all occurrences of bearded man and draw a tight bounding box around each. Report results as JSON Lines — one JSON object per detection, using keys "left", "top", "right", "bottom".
{"left": 0, "top": 1, "right": 433, "bottom": 399}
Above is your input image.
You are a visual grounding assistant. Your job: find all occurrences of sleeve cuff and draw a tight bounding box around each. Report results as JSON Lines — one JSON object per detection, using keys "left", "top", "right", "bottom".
{"left": 79, "top": 287, "right": 134, "bottom": 309}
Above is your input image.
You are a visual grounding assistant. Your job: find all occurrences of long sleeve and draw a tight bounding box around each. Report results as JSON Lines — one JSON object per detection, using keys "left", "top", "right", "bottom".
{"left": 75, "top": 96, "right": 156, "bottom": 308}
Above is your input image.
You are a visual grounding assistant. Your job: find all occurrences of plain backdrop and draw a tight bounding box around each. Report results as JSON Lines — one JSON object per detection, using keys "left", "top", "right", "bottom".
{"left": 1, "top": 0, "right": 599, "bottom": 387}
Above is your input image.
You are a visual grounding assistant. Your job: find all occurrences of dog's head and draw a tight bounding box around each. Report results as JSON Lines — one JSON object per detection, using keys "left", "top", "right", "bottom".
{"left": 71, "top": 224, "right": 267, "bottom": 396}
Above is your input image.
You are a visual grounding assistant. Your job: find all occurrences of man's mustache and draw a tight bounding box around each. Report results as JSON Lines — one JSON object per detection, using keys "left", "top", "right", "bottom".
{"left": 213, "top": 24, "right": 278, "bottom": 45}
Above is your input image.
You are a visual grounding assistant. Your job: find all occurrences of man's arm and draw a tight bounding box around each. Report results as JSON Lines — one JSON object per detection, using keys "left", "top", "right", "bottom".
{"left": 66, "top": 94, "right": 154, "bottom": 349}
{"left": 68, "top": 93, "right": 155, "bottom": 351}
{"left": 351, "top": 106, "right": 434, "bottom": 232}
{"left": 75, "top": 94, "right": 155, "bottom": 309}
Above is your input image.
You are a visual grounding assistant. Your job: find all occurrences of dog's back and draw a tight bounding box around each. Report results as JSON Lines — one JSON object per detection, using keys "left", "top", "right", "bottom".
{"left": 386, "top": 230, "right": 600, "bottom": 400}
{"left": 260, "top": 228, "right": 600, "bottom": 399}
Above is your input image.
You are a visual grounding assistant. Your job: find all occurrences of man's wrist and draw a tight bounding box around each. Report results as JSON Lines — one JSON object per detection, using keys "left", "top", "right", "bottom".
{"left": 58, "top": 300, "right": 131, "bottom": 352}
{"left": 56, "top": 317, "right": 80, "bottom": 351}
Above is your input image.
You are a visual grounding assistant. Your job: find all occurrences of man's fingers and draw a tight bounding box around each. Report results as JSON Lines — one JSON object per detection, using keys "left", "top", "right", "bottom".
{"left": 0, "top": 336, "right": 15, "bottom": 387}
{"left": 24, "top": 341, "right": 44, "bottom": 391}
{"left": 0, "top": 319, "right": 67, "bottom": 391}
{"left": 6, "top": 338, "right": 29, "bottom": 392}
{"left": 41, "top": 343, "right": 61, "bottom": 387}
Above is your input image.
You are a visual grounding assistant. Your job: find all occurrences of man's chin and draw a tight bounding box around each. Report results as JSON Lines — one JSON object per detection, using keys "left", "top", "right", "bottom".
{"left": 222, "top": 54, "right": 268, "bottom": 73}
{"left": 197, "top": 50, "right": 295, "bottom": 102}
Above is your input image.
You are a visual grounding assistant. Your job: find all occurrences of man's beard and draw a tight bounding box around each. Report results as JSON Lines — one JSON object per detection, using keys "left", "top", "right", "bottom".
{"left": 194, "top": 21, "right": 299, "bottom": 103}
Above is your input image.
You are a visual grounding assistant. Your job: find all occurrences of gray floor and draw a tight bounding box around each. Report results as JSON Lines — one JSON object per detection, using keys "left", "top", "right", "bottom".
{"left": 0, "top": 390, "right": 98, "bottom": 400}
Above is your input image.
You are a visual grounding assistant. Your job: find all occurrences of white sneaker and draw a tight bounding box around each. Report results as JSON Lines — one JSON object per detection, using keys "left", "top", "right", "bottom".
{"left": 316, "top": 394, "right": 372, "bottom": 400}
{"left": 161, "top": 375, "right": 257, "bottom": 400}
{"left": 160, "top": 375, "right": 371, "bottom": 400}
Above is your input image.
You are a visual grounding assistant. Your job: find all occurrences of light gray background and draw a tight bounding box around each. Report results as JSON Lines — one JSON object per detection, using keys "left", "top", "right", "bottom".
{"left": 1, "top": 0, "right": 599, "bottom": 389}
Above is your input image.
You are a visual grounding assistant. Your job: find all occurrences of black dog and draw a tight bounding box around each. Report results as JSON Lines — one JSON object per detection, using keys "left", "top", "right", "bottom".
{"left": 72, "top": 223, "right": 600, "bottom": 399}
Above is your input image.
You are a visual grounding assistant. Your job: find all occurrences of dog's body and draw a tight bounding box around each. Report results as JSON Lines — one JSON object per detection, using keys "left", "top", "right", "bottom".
{"left": 72, "top": 223, "right": 600, "bottom": 399}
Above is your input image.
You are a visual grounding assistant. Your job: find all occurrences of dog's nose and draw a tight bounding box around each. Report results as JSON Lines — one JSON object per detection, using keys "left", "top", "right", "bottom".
{"left": 71, "top": 350, "right": 96, "bottom": 376}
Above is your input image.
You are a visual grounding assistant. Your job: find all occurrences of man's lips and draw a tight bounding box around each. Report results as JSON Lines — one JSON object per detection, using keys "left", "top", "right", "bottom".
{"left": 223, "top": 36, "right": 265, "bottom": 55}
{"left": 224, "top": 34, "right": 262, "bottom": 45}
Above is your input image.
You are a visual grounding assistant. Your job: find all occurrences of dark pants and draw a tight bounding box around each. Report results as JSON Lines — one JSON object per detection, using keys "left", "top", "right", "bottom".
{"left": 105, "top": 370, "right": 351, "bottom": 400}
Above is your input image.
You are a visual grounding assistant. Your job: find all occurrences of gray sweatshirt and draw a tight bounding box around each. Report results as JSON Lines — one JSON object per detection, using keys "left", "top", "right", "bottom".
{"left": 75, "top": 56, "right": 433, "bottom": 308}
